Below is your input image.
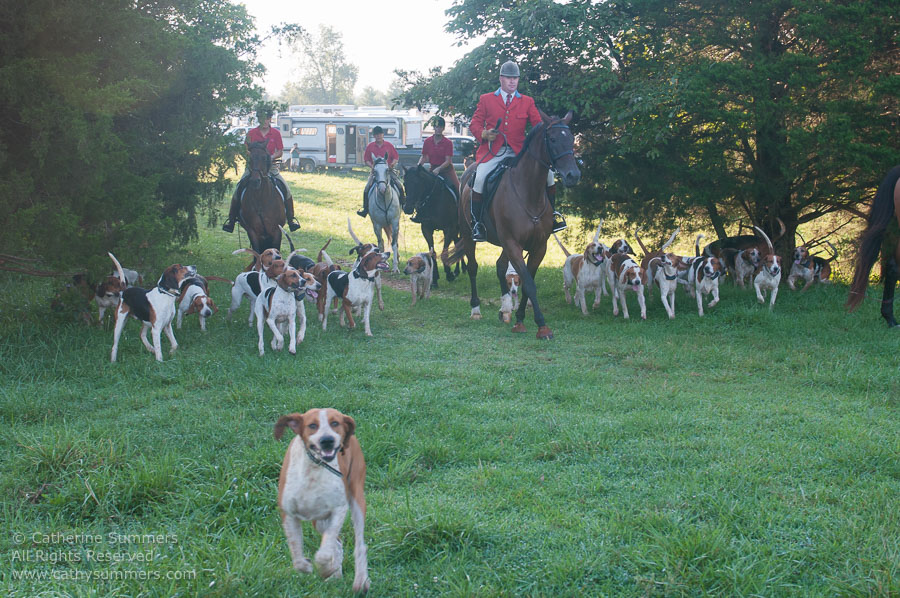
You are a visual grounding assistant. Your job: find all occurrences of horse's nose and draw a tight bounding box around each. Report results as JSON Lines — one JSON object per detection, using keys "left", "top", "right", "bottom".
{"left": 564, "top": 171, "right": 581, "bottom": 187}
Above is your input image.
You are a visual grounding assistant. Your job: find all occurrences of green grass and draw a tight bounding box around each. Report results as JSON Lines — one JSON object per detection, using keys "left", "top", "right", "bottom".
{"left": 1, "top": 171, "right": 898, "bottom": 597}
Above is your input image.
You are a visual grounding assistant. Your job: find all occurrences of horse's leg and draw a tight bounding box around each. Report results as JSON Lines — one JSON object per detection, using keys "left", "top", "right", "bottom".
{"left": 518, "top": 243, "right": 552, "bottom": 339}
{"left": 882, "top": 251, "right": 899, "bottom": 327}
{"left": 465, "top": 237, "right": 480, "bottom": 319}
{"left": 391, "top": 221, "right": 400, "bottom": 274}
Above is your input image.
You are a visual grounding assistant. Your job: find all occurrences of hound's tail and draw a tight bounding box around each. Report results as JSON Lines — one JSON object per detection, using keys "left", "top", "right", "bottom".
{"left": 660, "top": 227, "right": 680, "bottom": 252}
{"left": 107, "top": 252, "right": 127, "bottom": 294}
{"left": 847, "top": 165, "right": 900, "bottom": 311}
{"left": 695, "top": 234, "right": 705, "bottom": 257}
{"left": 347, "top": 217, "right": 363, "bottom": 246}
{"left": 317, "top": 238, "right": 333, "bottom": 262}
{"left": 232, "top": 248, "right": 262, "bottom": 271}
{"left": 633, "top": 228, "right": 650, "bottom": 257}
{"left": 553, "top": 234, "right": 571, "bottom": 257}
{"left": 753, "top": 226, "right": 774, "bottom": 254}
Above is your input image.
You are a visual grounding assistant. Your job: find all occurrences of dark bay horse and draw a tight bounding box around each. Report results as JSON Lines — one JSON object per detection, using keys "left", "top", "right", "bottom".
{"left": 453, "top": 110, "right": 580, "bottom": 339}
{"left": 847, "top": 164, "right": 900, "bottom": 326}
{"left": 239, "top": 141, "right": 286, "bottom": 253}
{"left": 402, "top": 165, "right": 463, "bottom": 286}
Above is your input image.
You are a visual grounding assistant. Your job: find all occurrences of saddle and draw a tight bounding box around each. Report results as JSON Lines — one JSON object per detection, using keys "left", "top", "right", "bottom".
{"left": 467, "top": 157, "right": 515, "bottom": 229}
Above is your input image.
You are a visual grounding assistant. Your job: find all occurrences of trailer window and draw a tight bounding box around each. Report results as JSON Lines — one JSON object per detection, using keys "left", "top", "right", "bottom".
{"left": 297, "top": 127, "right": 318, "bottom": 136}
{"left": 385, "top": 128, "right": 396, "bottom": 136}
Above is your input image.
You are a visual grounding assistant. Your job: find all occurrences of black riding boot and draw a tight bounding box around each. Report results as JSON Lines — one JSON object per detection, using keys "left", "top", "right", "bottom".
{"left": 284, "top": 195, "right": 300, "bottom": 232}
{"left": 471, "top": 191, "right": 486, "bottom": 242}
{"left": 222, "top": 187, "right": 242, "bottom": 232}
{"left": 357, "top": 186, "right": 370, "bottom": 218}
{"left": 547, "top": 185, "right": 567, "bottom": 233}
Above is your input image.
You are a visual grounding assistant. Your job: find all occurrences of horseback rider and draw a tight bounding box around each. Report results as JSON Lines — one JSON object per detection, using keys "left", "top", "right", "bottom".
{"left": 468, "top": 61, "right": 566, "bottom": 242}
{"left": 222, "top": 108, "right": 301, "bottom": 233}
{"left": 413, "top": 116, "right": 459, "bottom": 224}
{"left": 357, "top": 126, "right": 405, "bottom": 218}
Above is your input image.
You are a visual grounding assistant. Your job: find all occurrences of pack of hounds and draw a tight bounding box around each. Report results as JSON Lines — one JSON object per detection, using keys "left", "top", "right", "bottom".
{"left": 548, "top": 219, "right": 836, "bottom": 321}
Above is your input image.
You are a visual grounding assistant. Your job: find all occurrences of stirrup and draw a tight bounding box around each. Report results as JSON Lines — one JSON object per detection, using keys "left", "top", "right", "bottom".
{"left": 410, "top": 214, "right": 422, "bottom": 223}
{"left": 551, "top": 212, "right": 567, "bottom": 233}
{"left": 287, "top": 219, "right": 301, "bottom": 232}
{"left": 222, "top": 219, "right": 236, "bottom": 233}
{"left": 472, "top": 222, "right": 487, "bottom": 242}
{"left": 356, "top": 209, "right": 368, "bottom": 218}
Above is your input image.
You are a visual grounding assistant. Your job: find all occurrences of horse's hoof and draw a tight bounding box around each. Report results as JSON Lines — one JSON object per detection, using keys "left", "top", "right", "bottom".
{"left": 536, "top": 326, "right": 553, "bottom": 340}
{"left": 511, "top": 322, "right": 526, "bottom": 333}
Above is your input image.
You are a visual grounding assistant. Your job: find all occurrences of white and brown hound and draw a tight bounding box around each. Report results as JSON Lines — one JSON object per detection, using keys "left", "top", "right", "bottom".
{"left": 255, "top": 267, "right": 305, "bottom": 356}
{"left": 275, "top": 408, "right": 369, "bottom": 593}
{"left": 176, "top": 276, "right": 219, "bottom": 332}
{"left": 635, "top": 227, "right": 680, "bottom": 318}
{"left": 403, "top": 252, "right": 434, "bottom": 306}
{"left": 322, "top": 251, "right": 390, "bottom": 336}
{"left": 610, "top": 253, "right": 648, "bottom": 320}
{"left": 555, "top": 224, "right": 608, "bottom": 315}
{"left": 94, "top": 267, "right": 143, "bottom": 325}
{"left": 788, "top": 241, "right": 836, "bottom": 291}
{"left": 347, "top": 218, "right": 385, "bottom": 312}
{"left": 721, "top": 246, "right": 761, "bottom": 288}
{"left": 753, "top": 226, "right": 782, "bottom": 309}
{"left": 234, "top": 247, "right": 281, "bottom": 272}
{"left": 499, "top": 260, "right": 522, "bottom": 323}
{"left": 108, "top": 253, "right": 196, "bottom": 362}
{"left": 227, "top": 259, "right": 287, "bottom": 326}
{"left": 689, "top": 255, "right": 724, "bottom": 316}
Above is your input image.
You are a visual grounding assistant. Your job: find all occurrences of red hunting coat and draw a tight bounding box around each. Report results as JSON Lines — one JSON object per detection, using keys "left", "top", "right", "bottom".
{"left": 470, "top": 89, "right": 542, "bottom": 162}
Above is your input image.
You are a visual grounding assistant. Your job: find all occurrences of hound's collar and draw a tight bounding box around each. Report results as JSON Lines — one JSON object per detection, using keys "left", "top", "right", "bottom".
{"left": 587, "top": 254, "right": 603, "bottom": 266}
{"left": 305, "top": 447, "right": 343, "bottom": 478}
{"left": 665, "top": 273, "right": 678, "bottom": 281}
{"left": 352, "top": 269, "right": 376, "bottom": 281}
{"left": 157, "top": 285, "right": 179, "bottom": 297}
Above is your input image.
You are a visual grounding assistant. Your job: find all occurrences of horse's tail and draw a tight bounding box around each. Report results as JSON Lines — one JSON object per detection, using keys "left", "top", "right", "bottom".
{"left": 847, "top": 165, "right": 900, "bottom": 311}
{"left": 444, "top": 239, "right": 467, "bottom": 266}
{"left": 317, "top": 238, "right": 332, "bottom": 262}
{"left": 695, "top": 234, "right": 705, "bottom": 257}
{"left": 553, "top": 233, "right": 571, "bottom": 257}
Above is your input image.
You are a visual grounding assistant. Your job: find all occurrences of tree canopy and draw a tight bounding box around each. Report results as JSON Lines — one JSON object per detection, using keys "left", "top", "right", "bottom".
{"left": 279, "top": 25, "right": 358, "bottom": 106}
{"left": 397, "top": 0, "right": 899, "bottom": 249}
{"left": 0, "top": 0, "right": 277, "bottom": 274}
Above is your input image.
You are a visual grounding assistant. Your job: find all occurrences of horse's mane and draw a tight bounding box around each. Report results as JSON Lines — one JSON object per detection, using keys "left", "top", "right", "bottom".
{"left": 510, "top": 121, "right": 547, "bottom": 168}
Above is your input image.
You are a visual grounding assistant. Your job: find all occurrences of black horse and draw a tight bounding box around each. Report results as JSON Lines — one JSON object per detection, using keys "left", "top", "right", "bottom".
{"left": 402, "top": 165, "right": 464, "bottom": 286}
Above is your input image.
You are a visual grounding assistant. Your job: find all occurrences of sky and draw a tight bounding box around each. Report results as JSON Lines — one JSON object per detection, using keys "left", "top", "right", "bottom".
{"left": 236, "top": 0, "right": 478, "bottom": 97}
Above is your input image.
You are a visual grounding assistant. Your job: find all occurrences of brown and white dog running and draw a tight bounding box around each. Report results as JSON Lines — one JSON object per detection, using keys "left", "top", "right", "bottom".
{"left": 788, "top": 239, "right": 837, "bottom": 291}
{"left": 275, "top": 408, "right": 369, "bottom": 593}
{"left": 108, "top": 253, "right": 196, "bottom": 362}
{"left": 688, "top": 252, "right": 724, "bottom": 316}
{"left": 499, "top": 260, "right": 521, "bottom": 323}
{"left": 753, "top": 226, "right": 783, "bottom": 309}
{"left": 635, "top": 227, "right": 680, "bottom": 319}
{"left": 254, "top": 267, "right": 317, "bottom": 356}
{"left": 720, "top": 246, "right": 761, "bottom": 288}
{"left": 554, "top": 222, "right": 608, "bottom": 315}
{"left": 228, "top": 257, "right": 287, "bottom": 326}
{"left": 322, "top": 250, "right": 390, "bottom": 336}
{"left": 609, "top": 253, "right": 649, "bottom": 320}
{"left": 94, "top": 267, "right": 143, "bottom": 325}
{"left": 403, "top": 252, "right": 434, "bottom": 306}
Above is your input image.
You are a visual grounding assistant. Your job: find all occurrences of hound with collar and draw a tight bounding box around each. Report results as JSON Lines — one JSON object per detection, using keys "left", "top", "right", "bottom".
{"left": 255, "top": 267, "right": 305, "bottom": 356}
{"left": 721, "top": 246, "right": 761, "bottom": 288}
{"left": 108, "top": 253, "right": 196, "bottom": 362}
{"left": 347, "top": 219, "right": 385, "bottom": 312}
{"left": 788, "top": 241, "right": 837, "bottom": 291}
{"left": 227, "top": 259, "right": 287, "bottom": 325}
{"left": 403, "top": 252, "right": 434, "bottom": 306}
{"left": 635, "top": 227, "right": 681, "bottom": 318}
{"left": 555, "top": 223, "right": 608, "bottom": 315}
{"left": 288, "top": 238, "right": 333, "bottom": 272}
{"left": 176, "top": 276, "right": 219, "bottom": 331}
{"left": 689, "top": 255, "right": 724, "bottom": 316}
{"left": 234, "top": 247, "right": 281, "bottom": 272}
{"left": 275, "top": 408, "right": 369, "bottom": 593}
{"left": 753, "top": 226, "right": 782, "bottom": 309}
{"left": 499, "top": 260, "right": 521, "bottom": 323}
{"left": 610, "top": 253, "right": 649, "bottom": 320}
{"left": 322, "top": 251, "right": 390, "bottom": 336}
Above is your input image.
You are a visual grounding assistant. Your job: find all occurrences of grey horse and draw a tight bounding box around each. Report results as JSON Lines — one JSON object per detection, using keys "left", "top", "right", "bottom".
{"left": 366, "top": 157, "right": 402, "bottom": 273}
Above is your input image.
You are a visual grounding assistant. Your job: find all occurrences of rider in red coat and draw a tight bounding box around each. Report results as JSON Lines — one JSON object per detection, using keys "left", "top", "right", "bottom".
{"left": 468, "top": 61, "right": 565, "bottom": 241}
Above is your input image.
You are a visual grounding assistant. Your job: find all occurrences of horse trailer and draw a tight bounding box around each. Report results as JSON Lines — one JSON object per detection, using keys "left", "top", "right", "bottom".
{"left": 275, "top": 107, "right": 424, "bottom": 172}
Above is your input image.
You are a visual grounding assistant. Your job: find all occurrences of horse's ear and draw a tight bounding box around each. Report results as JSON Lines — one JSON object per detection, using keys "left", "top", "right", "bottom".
{"left": 538, "top": 108, "right": 551, "bottom": 124}
{"left": 562, "top": 111, "right": 573, "bottom": 124}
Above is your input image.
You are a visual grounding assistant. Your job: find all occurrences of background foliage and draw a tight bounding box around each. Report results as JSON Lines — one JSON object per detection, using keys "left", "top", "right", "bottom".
{"left": 0, "top": 0, "right": 271, "bottom": 275}
{"left": 397, "top": 0, "right": 899, "bottom": 250}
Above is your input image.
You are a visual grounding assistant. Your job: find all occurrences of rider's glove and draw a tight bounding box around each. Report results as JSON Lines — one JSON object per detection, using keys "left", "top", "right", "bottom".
{"left": 481, "top": 129, "right": 499, "bottom": 142}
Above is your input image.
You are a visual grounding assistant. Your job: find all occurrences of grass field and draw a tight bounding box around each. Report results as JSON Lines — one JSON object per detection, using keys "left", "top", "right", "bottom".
{"left": 1, "top": 170, "right": 898, "bottom": 597}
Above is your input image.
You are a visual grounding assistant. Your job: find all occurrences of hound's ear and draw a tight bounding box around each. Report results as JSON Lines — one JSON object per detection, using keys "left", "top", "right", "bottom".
{"left": 160, "top": 265, "right": 181, "bottom": 290}
{"left": 349, "top": 245, "right": 360, "bottom": 255}
{"left": 210, "top": 300, "right": 219, "bottom": 314}
{"left": 274, "top": 414, "right": 304, "bottom": 440}
{"left": 342, "top": 415, "right": 356, "bottom": 437}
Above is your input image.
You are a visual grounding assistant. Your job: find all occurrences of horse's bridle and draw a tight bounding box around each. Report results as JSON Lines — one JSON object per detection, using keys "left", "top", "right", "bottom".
{"left": 411, "top": 169, "right": 442, "bottom": 212}
{"left": 249, "top": 145, "right": 272, "bottom": 180}
{"left": 530, "top": 122, "right": 575, "bottom": 171}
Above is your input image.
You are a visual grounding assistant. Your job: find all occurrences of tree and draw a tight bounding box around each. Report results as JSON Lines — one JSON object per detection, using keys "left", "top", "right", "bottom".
{"left": 0, "top": 0, "right": 280, "bottom": 274}
{"left": 355, "top": 78, "right": 406, "bottom": 108}
{"left": 279, "top": 26, "right": 358, "bottom": 105}
{"left": 397, "top": 0, "right": 899, "bottom": 250}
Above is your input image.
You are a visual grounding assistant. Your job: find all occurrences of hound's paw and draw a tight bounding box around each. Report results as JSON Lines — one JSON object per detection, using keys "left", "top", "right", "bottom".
{"left": 353, "top": 576, "right": 371, "bottom": 594}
